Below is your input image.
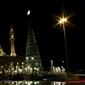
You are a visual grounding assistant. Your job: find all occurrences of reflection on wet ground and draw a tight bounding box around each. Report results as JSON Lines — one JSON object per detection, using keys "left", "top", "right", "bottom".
{"left": 0, "top": 81, "right": 85, "bottom": 85}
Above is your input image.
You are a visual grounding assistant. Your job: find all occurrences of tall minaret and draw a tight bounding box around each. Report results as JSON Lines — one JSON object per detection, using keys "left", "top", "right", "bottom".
{"left": 10, "top": 25, "right": 16, "bottom": 56}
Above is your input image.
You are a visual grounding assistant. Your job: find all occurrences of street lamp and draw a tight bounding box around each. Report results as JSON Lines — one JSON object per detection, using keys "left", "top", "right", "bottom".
{"left": 58, "top": 15, "right": 69, "bottom": 72}
{"left": 53, "top": 9, "right": 72, "bottom": 72}
{"left": 59, "top": 18, "right": 67, "bottom": 24}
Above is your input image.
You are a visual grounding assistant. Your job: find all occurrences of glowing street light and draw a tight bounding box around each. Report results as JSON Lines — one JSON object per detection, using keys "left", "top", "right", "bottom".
{"left": 54, "top": 8, "right": 73, "bottom": 72}
{"left": 59, "top": 18, "right": 67, "bottom": 24}
{"left": 58, "top": 16, "right": 69, "bottom": 72}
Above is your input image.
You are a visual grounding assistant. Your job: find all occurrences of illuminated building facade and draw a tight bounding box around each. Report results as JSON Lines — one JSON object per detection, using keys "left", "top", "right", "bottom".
{"left": 25, "top": 21, "right": 43, "bottom": 74}
{"left": 0, "top": 46, "right": 6, "bottom": 56}
{"left": 0, "top": 23, "right": 43, "bottom": 75}
{"left": 0, "top": 25, "right": 25, "bottom": 75}
{"left": 0, "top": 56, "right": 25, "bottom": 75}
{"left": 10, "top": 25, "right": 16, "bottom": 56}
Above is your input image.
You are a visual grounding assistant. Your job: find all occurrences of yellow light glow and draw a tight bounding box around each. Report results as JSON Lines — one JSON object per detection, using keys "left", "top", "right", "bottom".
{"left": 18, "top": 69, "right": 22, "bottom": 73}
{"left": 27, "top": 66, "right": 30, "bottom": 69}
{"left": 17, "top": 62, "right": 19, "bottom": 65}
{"left": 26, "top": 57, "right": 29, "bottom": 60}
{"left": 59, "top": 18, "right": 67, "bottom": 24}
{"left": 0, "top": 71, "right": 2, "bottom": 74}
{"left": 25, "top": 68, "right": 27, "bottom": 70}
{"left": 34, "top": 67, "right": 37, "bottom": 70}
{"left": 30, "top": 68, "right": 32, "bottom": 70}
{"left": 37, "top": 68, "right": 39, "bottom": 71}
{"left": 22, "top": 62, "right": 24, "bottom": 64}
{"left": 31, "top": 57, "right": 34, "bottom": 60}
{"left": 34, "top": 81, "right": 37, "bottom": 84}
{"left": 53, "top": 8, "right": 74, "bottom": 28}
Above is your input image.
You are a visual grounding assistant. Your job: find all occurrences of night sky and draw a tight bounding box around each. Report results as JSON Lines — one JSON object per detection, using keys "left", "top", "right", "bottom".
{"left": 0, "top": 1, "right": 85, "bottom": 72}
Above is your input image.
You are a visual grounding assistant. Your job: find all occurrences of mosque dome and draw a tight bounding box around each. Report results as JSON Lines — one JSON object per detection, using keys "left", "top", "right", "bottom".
{"left": 0, "top": 46, "right": 6, "bottom": 56}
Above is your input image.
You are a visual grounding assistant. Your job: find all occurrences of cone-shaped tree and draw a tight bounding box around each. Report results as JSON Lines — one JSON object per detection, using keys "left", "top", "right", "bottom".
{"left": 25, "top": 20, "right": 43, "bottom": 73}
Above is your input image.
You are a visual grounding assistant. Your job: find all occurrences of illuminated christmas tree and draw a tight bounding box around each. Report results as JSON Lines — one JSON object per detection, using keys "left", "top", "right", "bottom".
{"left": 25, "top": 21, "right": 43, "bottom": 74}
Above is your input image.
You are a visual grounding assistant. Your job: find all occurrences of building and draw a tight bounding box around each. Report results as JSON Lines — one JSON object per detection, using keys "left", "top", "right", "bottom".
{"left": 0, "top": 23, "right": 43, "bottom": 75}
{"left": 0, "top": 56, "right": 25, "bottom": 75}
{"left": 10, "top": 25, "right": 16, "bottom": 56}
{"left": 0, "top": 21, "right": 44, "bottom": 75}
{"left": 0, "top": 26, "right": 25, "bottom": 75}
{"left": 0, "top": 46, "right": 6, "bottom": 56}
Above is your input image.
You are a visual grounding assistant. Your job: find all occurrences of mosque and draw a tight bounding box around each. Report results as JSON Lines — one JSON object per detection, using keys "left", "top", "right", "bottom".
{"left": 0, "top": 23, "right": 66, "bottom": 76}
{"left": 0, "top": 25, "right": 24, "bottom": 75}
{"left": 0, "top": 25, "right": 16, "bottom": 56}
{"left": 0, "top": 23, "right": 43, "bottom": 75}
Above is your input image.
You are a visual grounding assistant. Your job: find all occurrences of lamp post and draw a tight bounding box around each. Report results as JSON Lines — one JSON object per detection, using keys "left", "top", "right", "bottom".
{"left": 58, "top": 17, "right": 69, "bottom": 72}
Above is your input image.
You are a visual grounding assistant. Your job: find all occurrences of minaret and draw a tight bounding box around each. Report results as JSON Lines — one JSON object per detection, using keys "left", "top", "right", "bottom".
{"left": 10, "top": 25, "right": 16, "bottom": 56}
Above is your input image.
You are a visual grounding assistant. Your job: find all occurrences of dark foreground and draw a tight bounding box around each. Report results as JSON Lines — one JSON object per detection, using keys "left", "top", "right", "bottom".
{"left": 0, "top": 81, "right": 85, "bottom": 85}
{"left": 0, "top": 74, "right": 68, "bottom": 81}
{"left": 0, "top": 74, "right": 85, "bottom": 81}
